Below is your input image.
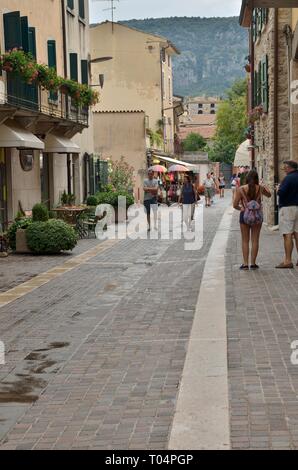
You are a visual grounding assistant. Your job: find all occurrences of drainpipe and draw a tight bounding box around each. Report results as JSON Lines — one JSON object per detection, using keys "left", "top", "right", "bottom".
{"left": 61, "top": 0, "right": 69, "bottom": 117}
{"left": 274, "top": 8, "right": 279, "bottom": 226}
{"left": 250, "top": 25, "right": 255, "bottom": 169}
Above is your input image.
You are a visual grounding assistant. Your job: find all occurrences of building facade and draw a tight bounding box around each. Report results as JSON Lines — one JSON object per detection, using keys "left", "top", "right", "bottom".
{"left": 239, "top": 2, "right": 297, "bottom": 225}
{"left": 0, "top": 0, "right": 92, "bottom": 228}
{"left": 185, "top": 96, "right": 220, "bottom": 116}
{"left": 90, "top": 21, "right": 180, "bottom": 191}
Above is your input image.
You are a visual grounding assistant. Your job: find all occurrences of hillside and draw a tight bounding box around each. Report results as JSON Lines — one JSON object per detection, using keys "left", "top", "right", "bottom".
{"left": 120, "top": 16, "right": 248, "bottom": 97}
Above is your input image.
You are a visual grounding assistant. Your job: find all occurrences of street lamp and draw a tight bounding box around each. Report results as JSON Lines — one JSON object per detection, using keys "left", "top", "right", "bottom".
{"left": 88, "top": 56, "right": 113, "bottom": 88}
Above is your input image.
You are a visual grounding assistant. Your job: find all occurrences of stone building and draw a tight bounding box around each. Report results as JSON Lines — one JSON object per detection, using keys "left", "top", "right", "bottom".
{"left": 185, "top": 96, "right": 220, "bottom": 116}
{"left": 0, "top": 0, "right": 93, "bottom": 227}
{"left": 239, "top": 3, "right": 296, "bottom": 225}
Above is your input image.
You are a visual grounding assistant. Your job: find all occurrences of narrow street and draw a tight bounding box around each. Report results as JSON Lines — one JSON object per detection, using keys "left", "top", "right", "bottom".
{"left": 0, "top": 198, "right": 230, "bottom": 450}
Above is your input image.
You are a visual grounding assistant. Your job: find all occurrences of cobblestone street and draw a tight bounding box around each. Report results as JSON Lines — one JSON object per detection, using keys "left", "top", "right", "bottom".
{"left": 1, "top": 196, "right": 298, "bottom": 450}
{"left": 0, "top": 199, "right": 229, "bottom": 450}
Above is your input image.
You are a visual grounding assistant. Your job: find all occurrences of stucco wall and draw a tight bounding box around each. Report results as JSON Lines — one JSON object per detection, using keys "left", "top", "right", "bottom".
{"left": 90, "top": 22, "right": 176, "bottom": 154}
{"left": 93, "top": 112, "right": 147, "bottom": 200}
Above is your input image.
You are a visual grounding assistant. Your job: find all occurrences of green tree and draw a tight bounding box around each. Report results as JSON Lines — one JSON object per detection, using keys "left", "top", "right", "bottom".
{"left": 208, "top": 78, "right": 248, "bottom": 163}
{"left": 182, "top": 132, "right": 207, "bottom": 152}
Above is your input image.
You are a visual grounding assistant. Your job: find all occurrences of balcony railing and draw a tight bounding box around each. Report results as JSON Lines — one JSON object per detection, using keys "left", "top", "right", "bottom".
{"left": 0, "top": 80, "right": 89, "bottom": 127}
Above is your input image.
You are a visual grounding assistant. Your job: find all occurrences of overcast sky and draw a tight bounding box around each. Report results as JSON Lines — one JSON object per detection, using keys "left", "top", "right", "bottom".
{"left": 89, "top": 0, "right": 242, "bottom": 23}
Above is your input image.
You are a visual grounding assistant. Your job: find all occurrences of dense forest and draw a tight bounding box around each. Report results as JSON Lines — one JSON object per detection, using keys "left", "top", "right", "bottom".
{"left": 121, "top": 16, "right": 248, "bottom": 97}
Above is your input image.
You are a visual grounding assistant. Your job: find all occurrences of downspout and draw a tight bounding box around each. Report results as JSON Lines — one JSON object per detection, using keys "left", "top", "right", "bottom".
{"left": 250, "top": 25, "right": 255, "bottom": 168}
{"left": 274, "top": 8, "right": 279, "bottom": 226}
{"left": 61, "top": 0, "right": 69, "bottom": 116}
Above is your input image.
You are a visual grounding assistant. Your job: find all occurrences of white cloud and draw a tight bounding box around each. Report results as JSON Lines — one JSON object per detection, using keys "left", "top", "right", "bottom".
{"left": 89, "top": 0, "right": 242, "bottom": 23}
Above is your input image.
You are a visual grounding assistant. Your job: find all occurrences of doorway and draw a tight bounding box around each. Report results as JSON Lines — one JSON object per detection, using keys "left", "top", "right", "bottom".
{"left": 40, "top": 153, "right": 50, "bottom": 209}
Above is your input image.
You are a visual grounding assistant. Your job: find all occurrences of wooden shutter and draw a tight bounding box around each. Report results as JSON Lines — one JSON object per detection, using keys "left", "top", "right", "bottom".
{"left": 70, "top": 53, "right": 78, "bottom": 81}
{"left": 67, "top": 0, "right": 74, "bottom": 9}
{"left": 48, "top": 40, "right": 57, "bottom": 101}
{"left": 48, "top": 40, "right": 57, "bottom": 69}
{"left": 3, "top": 11, "right": 22, "bottom": 51}
{"left": 21, "top": 17, "right": 29, "bottom": 53}
{"left": 252, "top": 10, "right": 257, "bottom": 43}
{"left": 79, "top": 0, "right": 85, "bottom": 19}
{"left": 81, "top": 60, "right": 88, "bottom": 85}
{"left": 28, "top": 27, "right": 37, "bottom": 59}
{"left": 262, "top": 55, "right": 269, "bottom": 112}
{"left": 258, "top": 62, "right": 262, "bottom": 106}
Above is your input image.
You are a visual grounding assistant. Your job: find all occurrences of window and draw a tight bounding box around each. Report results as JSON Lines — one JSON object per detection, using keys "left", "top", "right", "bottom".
{"left": 161, "top": 48, "right": 166, "bottom": 63}
{"left": 211, "top": 103, "right": 215, "bottom": 108}
{"left": 168, "top": 78, "right": 172, "bottom": 103}
{"left": 198, "top": 103, "right": 203, "bottom": 108}
{"left": 3, "top": 11, "right": 22, "bottom": 51}
{"left": 81, "top": 60, "right": 88, "bottom": 85}
{"left": 70, "top": 53, "right": 78, "bottom": 81}
{"left": 253, "top": 55, "right": 269, "bottom": 112}
{"left": 67, "top": 0, "right": 74, "bottom": 9}
{"left": 198, "top": 110, "right": 203, "bottom": 115}
{"left": 252, "top": 8, "right": 269, "bottom": 42}
{"left": 48, "top": 40, "right": 57, "bottom": 101}
{"left": 78, "top": 0, "right": 85, "bottom": 19}
{"left": 210, "top": 110, "right": 215, "bottom": 114}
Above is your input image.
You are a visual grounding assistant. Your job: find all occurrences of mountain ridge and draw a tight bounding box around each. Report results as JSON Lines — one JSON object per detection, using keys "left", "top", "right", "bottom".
{"left": 119, "top": 16, "right": 248, "bottom": 97}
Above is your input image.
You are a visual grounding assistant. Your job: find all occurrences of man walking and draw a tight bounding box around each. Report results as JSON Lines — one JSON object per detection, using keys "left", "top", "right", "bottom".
{"left": 143, "top": 170, "right": 159, "bottom": 231}
{"left": 276, "top": 160, "right": 298, "bottom": 269}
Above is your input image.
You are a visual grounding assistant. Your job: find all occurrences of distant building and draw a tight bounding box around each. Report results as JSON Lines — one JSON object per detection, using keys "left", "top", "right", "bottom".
{"left": 90, "top": 21, "right": 180, "bottom": 195}
{"left": 179, "top": 114, "right": 217, "bottom": 143}
{"left": 185, "top": 96, "right": 221, "bottom": 116}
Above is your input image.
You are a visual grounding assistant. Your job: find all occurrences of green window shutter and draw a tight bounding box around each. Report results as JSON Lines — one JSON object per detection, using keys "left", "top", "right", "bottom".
{"left": 252, "top": 10, "right": 257, "bottom": 43}
{"left": 79, "top": 0, "right": 85, "bottom": 19}
{"left": 48, "top": 40, "right": 57, "bottom": 101}
{"left": 81, "top": 60, "right": 88, "bottom": 85}
{"left": 28, "top": 27, "right": 37, "bottom": 59}
{"left": 253, "top": 71, "right": 257, "bottom": 108}
{"left": 48, "top": 40, "right": 57, "bottom": 69}
{"left": 21, "top": 17, "right": 29, "bottom": 53}
{"left": 3, "top": 11, "right": 22, "bottom": 51}
{"left": 262, "top": 55, "right": 269, "bottom": 112}
{"left": 67, "top": 0, "right": 74, "bottom": 9}
{"left": 258, "top": 62, "right": 262, "bottom": 106}
{"left": 70, "top": 53, "right": 78, "bottom": 81}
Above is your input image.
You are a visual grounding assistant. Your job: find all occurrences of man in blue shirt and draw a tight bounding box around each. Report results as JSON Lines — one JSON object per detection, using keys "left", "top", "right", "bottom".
{"left": 276, "top": 160, "right": 298, "bottom": 269}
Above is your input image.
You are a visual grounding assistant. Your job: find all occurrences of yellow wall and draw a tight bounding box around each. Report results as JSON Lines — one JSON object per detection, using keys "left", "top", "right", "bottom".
{"left": 93, "top": 112, "right": 147, "bottom": 199}
{"left": 90, "top": 22, "right": 177, "bottom": 153}
{"left": 292, "top": 8, "right": 298, "bottom": 30}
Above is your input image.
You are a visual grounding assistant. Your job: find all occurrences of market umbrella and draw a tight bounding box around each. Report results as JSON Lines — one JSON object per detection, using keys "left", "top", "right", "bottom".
{"left": 148, "top": 165, "right": 167, "bottom": 173}
{"left": 168, "top": 164, "right": 189, "bottom": 173}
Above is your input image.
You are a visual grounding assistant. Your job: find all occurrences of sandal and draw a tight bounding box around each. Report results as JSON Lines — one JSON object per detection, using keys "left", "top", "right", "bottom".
{"left": 240, "top": 265, "right": 249, "bottom": 271}
{"left": 275, "top": 262, "right": 294, "bottom": 269}
{"left": 250, "top": 265, "right": 259, "bottom": 270}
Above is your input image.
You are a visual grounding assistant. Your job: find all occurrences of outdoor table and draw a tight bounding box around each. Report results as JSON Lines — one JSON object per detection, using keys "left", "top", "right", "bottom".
{"left": 51, "top": 207, "right": 88, "bottom": 238}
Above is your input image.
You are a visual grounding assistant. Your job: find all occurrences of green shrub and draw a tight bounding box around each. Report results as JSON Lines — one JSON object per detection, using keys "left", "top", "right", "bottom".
{"left": 32, "top": 203, "right": 49, "bottom": 222}
{"left": 26, "top": 219, "right": 77, "bottom": 254}
{"left": 95, "top": 191, "right": 134, "bottom": 208}
{"left": 7, "top": 218, "right": 32, "bottom": 251}
{"left": 86, "top": 195, "right": 98, "bottom": 206}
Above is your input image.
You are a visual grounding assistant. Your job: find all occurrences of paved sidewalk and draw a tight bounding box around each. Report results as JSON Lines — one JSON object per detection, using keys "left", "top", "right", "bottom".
{"left": 226, "top": 216, "right": 298, "bottom": 450}
{"left": 0, "top": 198, "right": 230, "bottom": 450}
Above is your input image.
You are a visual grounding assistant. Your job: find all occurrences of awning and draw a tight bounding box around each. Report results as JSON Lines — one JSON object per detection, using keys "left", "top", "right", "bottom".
{"left": 44, "top": 134, "right": 80, "bottom": 154}
{"left": 153, "top": 154, "right": 198, "bottom": 169}
{"left": 0, "top": 122, "right": 45, "bottom": 149}
{"left": 234, "top": 140, "right": 251, "bottom": 167}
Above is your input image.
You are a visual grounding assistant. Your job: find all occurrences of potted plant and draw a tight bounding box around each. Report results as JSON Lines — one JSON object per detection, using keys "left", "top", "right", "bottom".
{"left": 61, "top": 190, "right": 68, "bottom": 206}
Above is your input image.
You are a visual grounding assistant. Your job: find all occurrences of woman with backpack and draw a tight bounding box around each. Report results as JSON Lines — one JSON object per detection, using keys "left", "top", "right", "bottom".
{"left": 233, "top": 170, "right": 271, "bottom": 270}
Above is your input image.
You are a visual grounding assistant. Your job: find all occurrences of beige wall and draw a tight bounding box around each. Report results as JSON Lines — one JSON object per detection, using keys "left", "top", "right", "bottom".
{"left": 90, "top": 22, "right": 177, "bottom": 154}
{"left": 5, "top": 148, "right": 41, "bottom": 219}
{"left": 292, "top": 8, "right": 298, "bottom": 30}
{"left": 93, "top": 112, "right": 147, "bottom": 200}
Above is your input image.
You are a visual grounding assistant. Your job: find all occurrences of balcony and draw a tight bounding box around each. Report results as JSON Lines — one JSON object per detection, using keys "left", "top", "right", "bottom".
{"left": 0, "top": 78, "right": 88, "bottom": 138}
